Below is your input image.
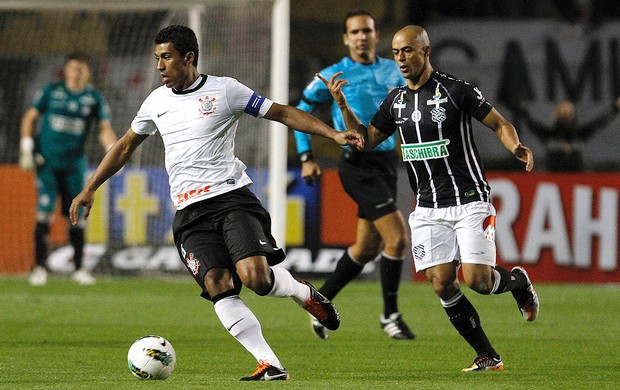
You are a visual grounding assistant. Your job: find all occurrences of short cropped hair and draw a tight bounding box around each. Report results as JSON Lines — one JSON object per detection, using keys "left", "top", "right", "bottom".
{"left": 65, "top": 51, "right": 91, "bottom": 66}
{"left": 155, "top": 25, "right": 199, "bottom": 66}
{"left": 342, "top": 8, "right": 378, "bottom": 33}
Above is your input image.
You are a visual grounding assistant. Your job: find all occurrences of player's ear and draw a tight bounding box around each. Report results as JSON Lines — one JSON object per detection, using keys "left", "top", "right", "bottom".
{"left": 424, "top": 45, "right": 431, "bottom": 57}
{"left": 185, "top": 51, "right": 195, "bottom": 64}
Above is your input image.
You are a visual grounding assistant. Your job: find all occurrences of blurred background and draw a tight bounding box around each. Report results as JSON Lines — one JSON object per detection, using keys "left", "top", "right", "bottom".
{"left": 1, "top": 0, "right": 619, "bottom": 283}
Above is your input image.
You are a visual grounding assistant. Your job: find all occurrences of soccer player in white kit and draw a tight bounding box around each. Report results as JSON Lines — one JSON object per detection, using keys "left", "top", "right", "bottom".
{"left": 69, "top": 25, "right": 363, "bottom": 381}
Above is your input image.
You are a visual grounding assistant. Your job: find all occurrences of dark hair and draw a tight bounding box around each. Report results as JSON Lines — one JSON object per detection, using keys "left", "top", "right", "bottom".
{"left": 342, "top": 8, "right": 377, "bottom": 33}
{"left": 155, "top": 25, "right": 199, "bottom": 66}
{"left": 65, "top": 51, "right": 91, "bottom": 66}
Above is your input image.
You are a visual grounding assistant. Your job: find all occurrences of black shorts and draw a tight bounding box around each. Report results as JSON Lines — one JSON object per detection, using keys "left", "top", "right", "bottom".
{"left": 172, "top": 186, "right": 285, "bottom": 300}
{"left": 338, "top": 149, "right": 399, "bottom": 221}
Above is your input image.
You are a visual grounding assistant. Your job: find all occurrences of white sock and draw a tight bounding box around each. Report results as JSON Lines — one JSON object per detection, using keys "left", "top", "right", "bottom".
{"left": 213, "top": 296, "right": 283, "bottom": 368}
{"left": 266, "top": 266, "right": 310, "bottom": 304}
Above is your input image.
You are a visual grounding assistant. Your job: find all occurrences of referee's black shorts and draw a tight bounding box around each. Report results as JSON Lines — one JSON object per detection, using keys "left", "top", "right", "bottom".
{"left": 338, "top": 148, "right": 399, "bottom": 221}
{"left": 172, "top": 186, "right": 285, "bottom": 300}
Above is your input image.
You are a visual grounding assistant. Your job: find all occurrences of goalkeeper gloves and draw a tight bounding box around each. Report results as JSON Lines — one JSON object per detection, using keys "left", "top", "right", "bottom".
{"left": 19, "top": 136, "right": 37, "bottom": 171}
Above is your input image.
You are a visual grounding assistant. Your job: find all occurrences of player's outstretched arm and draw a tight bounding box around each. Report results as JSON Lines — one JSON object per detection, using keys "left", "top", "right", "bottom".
{"left": 264, "top": 103, "right": 364, "bottom": 149}
{"left": 70, "top": 129, "right": 148, "bottom": 224}
{"left": 483, "top": 108, "right": 534, "bottom": 172}
{"left": 316, "top": 72, "right": 387, "bottom": 151}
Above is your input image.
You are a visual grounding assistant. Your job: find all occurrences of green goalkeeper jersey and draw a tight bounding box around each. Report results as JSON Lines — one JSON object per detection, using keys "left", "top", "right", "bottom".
{"left": 32, "top": 81, "right": 111, "bottom": 167}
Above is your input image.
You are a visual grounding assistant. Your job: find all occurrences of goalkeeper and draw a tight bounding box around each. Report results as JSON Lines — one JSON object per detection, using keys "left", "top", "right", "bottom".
{"left": 19, "top": 52, "right": 117, "bottom": 286}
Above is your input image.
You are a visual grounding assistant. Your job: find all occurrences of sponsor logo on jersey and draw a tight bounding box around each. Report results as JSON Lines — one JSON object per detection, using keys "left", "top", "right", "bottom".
{"left": 176, "top": 185, "right": 211, "bottom": 205}
{"left": 198, "top": 95, "right": 217, "bottom": 116}
{"left": 401, "top": 139, "right": 450, "bottom": 161}
{"left": 49, "top": 114, "right": 86, "bottom": 135}
{"left": 473, "top": 87, "right": 484, "bottom": 101}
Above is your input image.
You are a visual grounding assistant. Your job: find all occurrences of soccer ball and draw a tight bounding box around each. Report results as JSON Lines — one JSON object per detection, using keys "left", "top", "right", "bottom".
{"left": 127, "top": 335, "right": 176, "bottom": 380}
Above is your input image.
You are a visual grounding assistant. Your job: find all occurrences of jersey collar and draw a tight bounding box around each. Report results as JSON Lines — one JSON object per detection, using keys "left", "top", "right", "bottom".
{"left": 172, "top": 74, "right": 208, "bottom": 95}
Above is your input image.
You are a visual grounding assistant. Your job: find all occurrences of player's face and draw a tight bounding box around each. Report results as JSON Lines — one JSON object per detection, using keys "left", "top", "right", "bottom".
{"left": 63, "top": 60, "right": 90, "bottom": 90}
{"left": 343, "top": 15, "right": 379, "bottom": 64}
{"left": 155, "top": 42, "right": 192, "bottom": 90}
{"left": 392, "top": 32, "right": 428, "bottom": 83}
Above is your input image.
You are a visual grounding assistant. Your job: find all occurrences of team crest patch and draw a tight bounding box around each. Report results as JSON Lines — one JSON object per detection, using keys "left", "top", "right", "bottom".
{"left": 185, "top": 253, "right": 200, "bottom": 275}
{"left": 413, "top": 244, "right": 426, "bottom": 261}
{"left": 198, "top": 96, "right": 217, "bottom": 116}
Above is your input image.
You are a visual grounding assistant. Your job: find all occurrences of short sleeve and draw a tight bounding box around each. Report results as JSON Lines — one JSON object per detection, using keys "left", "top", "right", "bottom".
{"left": 31, "top": 86, "right": 49, "bottom": 113}
{"left": 460, "top": 83, "right": 493, "bottom": 122}
{"left": 225, "top": 78, "right": 274, "bottom": 118}
{"left": 130, "top": 94, "right": 157, "bottom": 136}
{"left": 370, "top": 89, "right": 399, "bottom": 136}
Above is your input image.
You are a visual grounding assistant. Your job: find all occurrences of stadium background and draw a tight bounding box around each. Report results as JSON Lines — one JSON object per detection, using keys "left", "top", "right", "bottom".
{"left": 0, "top": 0, "right": 619, "bottom": 283}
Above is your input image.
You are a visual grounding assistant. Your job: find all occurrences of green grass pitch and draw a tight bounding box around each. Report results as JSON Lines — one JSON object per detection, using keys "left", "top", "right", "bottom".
{"left": 1, "top": 274, "right": 618, "bottom": 389}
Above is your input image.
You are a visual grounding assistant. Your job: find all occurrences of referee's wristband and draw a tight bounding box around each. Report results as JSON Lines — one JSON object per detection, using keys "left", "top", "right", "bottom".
{"left": 299, "top": 150, "right": 314, "bottom": 163}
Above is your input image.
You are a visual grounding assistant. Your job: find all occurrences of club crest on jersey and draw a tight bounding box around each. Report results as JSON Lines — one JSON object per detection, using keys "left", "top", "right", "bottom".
{"left": 401, "top": 139, "right": 450, "bottom": 161}
{"left": 198, "top": 96, "right": 217, "bottom": 116}
{"left": 427, "top": 85, "right": 448, "bottom": 124}
{"left": 185, "top": 252, "right": 200, "bottom": 275}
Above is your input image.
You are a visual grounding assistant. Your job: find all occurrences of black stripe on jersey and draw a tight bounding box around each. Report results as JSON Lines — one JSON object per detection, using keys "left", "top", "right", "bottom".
{"left": 378, "top": 71, "right": 492, "bottom": 208}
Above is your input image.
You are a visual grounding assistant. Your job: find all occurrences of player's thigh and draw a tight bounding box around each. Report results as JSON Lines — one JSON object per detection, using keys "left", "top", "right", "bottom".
{"left": 175, "top": 228, "right": 238, "bottom": 299}
{"left": 408, "top": 208, "right": 458, "bottom": 272}
{"left": 456, "top": 201, "right": 496, "bottom": 267}
{"left": 221, "top": 206, "right": 284, "bottom": 267}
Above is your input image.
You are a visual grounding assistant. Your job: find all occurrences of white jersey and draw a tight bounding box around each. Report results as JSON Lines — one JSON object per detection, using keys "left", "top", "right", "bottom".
{"left": 131, "top": 75, "right": 273, "bottom": 209}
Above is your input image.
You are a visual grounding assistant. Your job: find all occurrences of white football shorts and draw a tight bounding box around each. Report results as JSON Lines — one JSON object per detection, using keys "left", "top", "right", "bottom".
{"left": 408, "top": 201, "right": 497, "bottom": 272}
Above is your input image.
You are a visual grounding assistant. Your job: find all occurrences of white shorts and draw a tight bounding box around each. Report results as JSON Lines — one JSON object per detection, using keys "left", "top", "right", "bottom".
{"left": 409, "top": 201, "right": 497, "bottom": 272}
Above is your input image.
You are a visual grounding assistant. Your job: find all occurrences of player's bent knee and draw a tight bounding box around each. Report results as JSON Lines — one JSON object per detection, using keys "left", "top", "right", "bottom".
{"left": 236, "top": 267, "right": 272, "bottom": 295}
{"left": 465, "top": 278, "right": 493, "bottom": 295}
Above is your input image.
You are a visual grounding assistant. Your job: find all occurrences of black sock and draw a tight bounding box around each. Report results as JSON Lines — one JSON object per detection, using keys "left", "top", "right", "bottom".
{"left": 34, "top": 222, "right": 50, "bottom": 268}
{"left": 493, "top": 266, "right": 527, "bottom": 294}
{"left": 319, "top": 250, "right": 363, "bottom": 300}
{"left": 69, "top": 226, "right": 85, "bottom": 270}
{"left": 380, "top": 255, "right": 403, "bottom": 316}
{"left": 443, "top": 293, "right": 498, "bottom": 358}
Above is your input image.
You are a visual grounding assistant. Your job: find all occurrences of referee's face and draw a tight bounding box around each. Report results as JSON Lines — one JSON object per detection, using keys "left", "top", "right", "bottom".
{"left": 155, "top": 42, "right": 195, "bottom": 90}
{"left": 343, "top": 15, "right": 379, "bottom": 64}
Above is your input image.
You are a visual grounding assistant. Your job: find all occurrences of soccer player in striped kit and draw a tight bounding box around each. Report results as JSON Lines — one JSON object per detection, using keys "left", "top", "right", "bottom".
{"left": 69, "top": 25, "right": 363, "bottom": 381}
{"left": 319, "top": 25, "right": 539, "bottom": 372}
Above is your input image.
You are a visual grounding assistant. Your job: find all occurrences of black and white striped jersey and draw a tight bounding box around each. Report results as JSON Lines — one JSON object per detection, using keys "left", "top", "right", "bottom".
{"left": 371, "top": 70, "right": 494, "bottom": 208}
